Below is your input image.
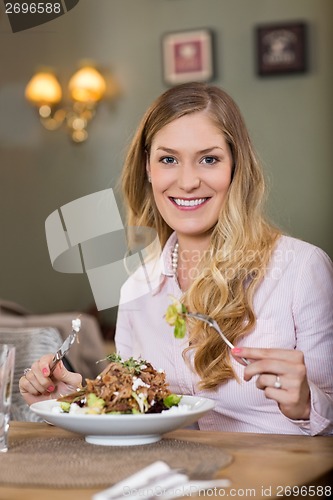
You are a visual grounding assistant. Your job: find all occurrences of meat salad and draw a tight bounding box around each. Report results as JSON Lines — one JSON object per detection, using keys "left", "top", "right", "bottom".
{"left": 57, "top": 354, "right": 181, "bottom": 414}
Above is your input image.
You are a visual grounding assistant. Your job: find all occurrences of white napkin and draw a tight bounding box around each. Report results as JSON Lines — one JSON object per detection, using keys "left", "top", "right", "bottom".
{"left": 92, "top": 460, "right": 231, "bottom": 500}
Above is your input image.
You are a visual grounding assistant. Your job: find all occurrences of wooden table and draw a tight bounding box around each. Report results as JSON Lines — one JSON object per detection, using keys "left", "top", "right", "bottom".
{"left": 0, "top": 422, "right": 332, "bottom": 500}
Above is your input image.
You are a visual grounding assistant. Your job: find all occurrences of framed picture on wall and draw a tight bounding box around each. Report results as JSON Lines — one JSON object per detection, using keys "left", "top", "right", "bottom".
{"left": 256, "top": 22, "right": 307, "bottom": 76}
{"left": 162, "top": 29, "right": 214, "bottom": 85}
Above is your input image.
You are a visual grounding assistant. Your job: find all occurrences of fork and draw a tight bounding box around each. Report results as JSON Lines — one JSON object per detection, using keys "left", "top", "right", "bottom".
{"left": 49, "top": 317, "right": 81, "bottom": 374}
{"left": 139, "top": 463, "right": 230, "bottom": 500}
{"left": 186, "top": 312, "right": 249, "bottom": 365}
{"left": 95, "top": 462, "right": 230, "bottom": 500}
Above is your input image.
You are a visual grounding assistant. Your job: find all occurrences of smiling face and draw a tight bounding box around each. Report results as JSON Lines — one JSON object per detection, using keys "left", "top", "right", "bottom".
{"left": 147, "top": 111, "right": 233, "bottom": 244}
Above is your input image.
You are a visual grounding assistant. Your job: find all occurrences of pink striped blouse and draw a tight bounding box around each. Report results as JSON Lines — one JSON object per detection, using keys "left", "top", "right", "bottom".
{"left": 115, "top": 233, "right": 333, "bottom": 435}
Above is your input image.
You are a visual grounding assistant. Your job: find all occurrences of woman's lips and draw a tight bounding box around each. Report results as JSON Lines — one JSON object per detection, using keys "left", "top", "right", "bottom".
{"left": 169, "top": 197, "right": 210, "bottom": 210}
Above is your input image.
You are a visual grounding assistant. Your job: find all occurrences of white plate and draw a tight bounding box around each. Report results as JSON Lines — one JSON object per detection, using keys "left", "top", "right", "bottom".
{"left": 30, "top": 396, "right": 215, "bottom": 446}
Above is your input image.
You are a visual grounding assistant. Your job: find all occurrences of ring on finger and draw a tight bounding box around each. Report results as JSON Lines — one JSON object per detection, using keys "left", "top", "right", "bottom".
{"left": 274, "top": 375, "right": 282, "bottom": 389}
{"left": 23, "top": 368, "right": 32, "bottom": 377}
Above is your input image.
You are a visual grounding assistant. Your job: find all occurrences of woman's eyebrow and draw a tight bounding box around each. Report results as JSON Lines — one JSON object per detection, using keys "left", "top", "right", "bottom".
{"left": 197, "top": 146, "right": 225, "bottom": 154}
{"left": 156, "top": 146, "right": 178, "bottom": 154}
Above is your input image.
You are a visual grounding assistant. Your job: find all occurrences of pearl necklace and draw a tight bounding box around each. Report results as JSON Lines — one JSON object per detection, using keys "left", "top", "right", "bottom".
{"left": 171, "top": 242, "right": 179, "bottom": 276}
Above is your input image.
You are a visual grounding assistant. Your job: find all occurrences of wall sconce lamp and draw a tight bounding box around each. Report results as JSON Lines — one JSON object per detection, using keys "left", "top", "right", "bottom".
{"left": 25, "top": 64, "right": 111, "bottom": 143}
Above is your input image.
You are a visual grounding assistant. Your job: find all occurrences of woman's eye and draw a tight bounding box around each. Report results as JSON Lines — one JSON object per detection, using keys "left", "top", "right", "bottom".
{"left": 201, "top": 156, "right": 218, "bottom": 165}
{"left": 161, "top": 156, "right": 177, "bottom": 164}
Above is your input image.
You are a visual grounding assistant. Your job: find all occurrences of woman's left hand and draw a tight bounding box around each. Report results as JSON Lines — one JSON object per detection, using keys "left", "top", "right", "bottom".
{"left": 231, "top": 347, "right": 311, "bottom": 420}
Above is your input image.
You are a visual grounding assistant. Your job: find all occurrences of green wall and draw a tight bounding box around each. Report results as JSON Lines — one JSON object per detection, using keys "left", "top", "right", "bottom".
{"left": 0, "top": 0, "right": 332, "bottom": 315}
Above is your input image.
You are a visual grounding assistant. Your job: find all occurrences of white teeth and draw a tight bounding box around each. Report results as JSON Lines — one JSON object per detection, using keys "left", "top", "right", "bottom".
{"left": 173, "top": 198, "right": 207, "bottom": 207}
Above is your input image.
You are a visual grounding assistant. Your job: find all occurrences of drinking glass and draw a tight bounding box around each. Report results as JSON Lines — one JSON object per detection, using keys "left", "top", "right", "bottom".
{"left": 0, "top": 344, "right": 15, "bottom": 452}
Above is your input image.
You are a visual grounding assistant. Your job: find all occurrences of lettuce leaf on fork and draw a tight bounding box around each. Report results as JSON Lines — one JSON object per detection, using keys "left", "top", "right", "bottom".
{"left": 165, "top": 295, "right": 187, "bottom": 339}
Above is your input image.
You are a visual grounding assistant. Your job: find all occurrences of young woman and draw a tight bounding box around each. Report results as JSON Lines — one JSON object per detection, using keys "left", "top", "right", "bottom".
{"left": 20, "top": 83, "right": 333, "bottom": 435}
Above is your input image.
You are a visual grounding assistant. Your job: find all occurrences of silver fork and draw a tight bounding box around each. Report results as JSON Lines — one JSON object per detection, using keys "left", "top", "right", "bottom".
{"left": 99, "top": 464, "right": 229, "bottom": 500}
{"left": 143, "top": 463, "right": 230, "bottom": 500}
{"left": 49, "top": 317, "right": 81, "bottom": 374}
{"left": 186, "top": 312, "right": 249, "bottom": 365}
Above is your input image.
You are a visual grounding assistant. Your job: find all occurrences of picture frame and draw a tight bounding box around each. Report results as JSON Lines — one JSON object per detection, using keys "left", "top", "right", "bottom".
{"left": 256, "top": 22, "right": 307, "bottom": 76}
{"left": 162, "top": 29, "right": 214, "bottom": 85}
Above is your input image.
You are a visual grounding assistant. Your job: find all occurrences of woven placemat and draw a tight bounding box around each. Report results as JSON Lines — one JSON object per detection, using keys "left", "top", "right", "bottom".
{"left": 0, "top": 435, "right": 232, "bottom": 488}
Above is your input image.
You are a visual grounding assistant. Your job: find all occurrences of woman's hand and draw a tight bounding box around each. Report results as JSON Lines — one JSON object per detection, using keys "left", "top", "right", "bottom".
{"left": 231, "top": 347, "right": 311, "bottom": 420}
{"left": 19, "top": 354, "right": 82, "bottom": 406}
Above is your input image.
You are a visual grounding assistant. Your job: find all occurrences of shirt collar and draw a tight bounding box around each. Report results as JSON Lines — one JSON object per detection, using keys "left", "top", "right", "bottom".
{"left": 149, "top": 232, "right": 177, "bottom": 296}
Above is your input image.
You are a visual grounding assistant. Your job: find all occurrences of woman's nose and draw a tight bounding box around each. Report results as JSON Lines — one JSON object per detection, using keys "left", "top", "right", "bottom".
{"left": 177, "top": 164, "right": 201, "bottom": 192}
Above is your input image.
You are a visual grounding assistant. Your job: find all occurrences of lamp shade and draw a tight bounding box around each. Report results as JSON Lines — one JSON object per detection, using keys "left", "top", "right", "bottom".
{"left": 25, "top": 72, "right": 62, "bottom": 105}
{"left": 68, "top": 66, "right": 106, "bottom": 103}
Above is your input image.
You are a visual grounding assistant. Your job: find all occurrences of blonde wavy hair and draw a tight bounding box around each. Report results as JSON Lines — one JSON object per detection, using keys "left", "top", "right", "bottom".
{"left": 121, "top": 82, "right": 280, "bottom": 390}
